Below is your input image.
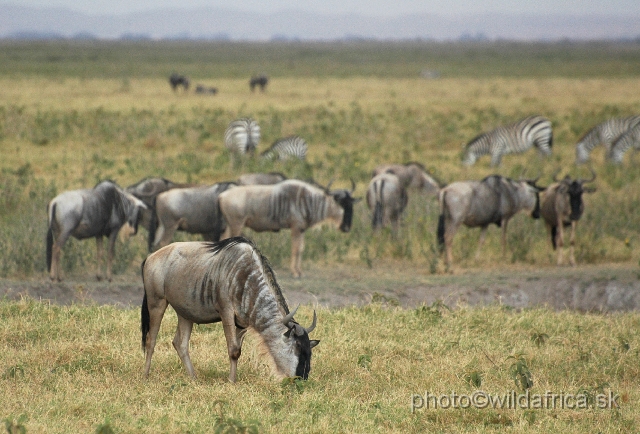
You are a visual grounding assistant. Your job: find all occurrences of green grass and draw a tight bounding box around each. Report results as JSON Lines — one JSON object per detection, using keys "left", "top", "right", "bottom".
{"left": 1, "top": 298, "right": 638, "bottom": 432}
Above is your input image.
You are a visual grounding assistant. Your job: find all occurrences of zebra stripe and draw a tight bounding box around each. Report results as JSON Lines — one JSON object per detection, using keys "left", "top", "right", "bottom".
{"left": 224, "top": 118, "right": 261, "bottom": 155}
{"left": 261, "top": 135, "right": 308, "bottom": 161}
{"left": 575, "top": 116, "right": 640, "bottom": 164}
{"left": 609, "top": 122, "right": 640, "bottom": 164}
{"left": 462, "top": 115, "right": 553, "bottom": 166}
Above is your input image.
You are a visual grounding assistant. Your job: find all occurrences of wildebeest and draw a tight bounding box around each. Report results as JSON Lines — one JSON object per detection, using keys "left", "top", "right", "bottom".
{"left": 195, "top": 84, "right": 218, "bottom": 95}
{"left": 250, "top": 74, "right": 269, "bottom": 92}
{"left": 219, "top": 179, "right": 360, "bottom": 278}
{"left": 46, "top": 180, "right": 147, "bottom": 282}
{"left": 126, "top": 177, "right": 192, "bottom": 251}
{"left": 238, "top": 172, "right": 287, "bottom": 186}
{"left": 540, "top": 169, "right": 596, "bottom": 266}
{"left": 437, "top": 175, "right": 543, "bottom": 267}
{"left": 169, "top": 73, "right": 189, "bottom": 92}
{"left": 462, "top": 115, "right": 553, "bottom": 166}
{"left": 371, "top": 162, "right": 441, "bottom": 194}
{"left": 366, "top": 172, "right": 408, "bottom": 233}
{"left": 141, "top": 237, "right": 319, "bottom": 382}
{"left": 149, "top": 182, "right": 237, "bottom": 251}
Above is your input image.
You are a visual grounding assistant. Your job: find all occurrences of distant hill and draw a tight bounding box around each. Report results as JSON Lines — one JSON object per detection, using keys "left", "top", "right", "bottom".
{"left": 1, "top": 4, "right": 639, "bottom": 41}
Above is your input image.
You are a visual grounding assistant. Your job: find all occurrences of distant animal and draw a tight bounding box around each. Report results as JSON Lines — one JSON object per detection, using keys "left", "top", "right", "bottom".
{"left": 46, "top": 180, "right": 147, "bottom": 282}
{"left": 195, "top": 84, "right": 218, "bottom": 95}
{"left": 141, "top": 237, "right": 319, "bottom": 383}
{"left": 224, "top": 118, "right": 261, "bottom": 155}
{"left": 366, "top": 173, "right": 408, "bottom": 233}
{"left": 169, "top": 73, "right": 189, "bottom": 92}
{"left": 540, "top": 169, "right": 596, "bottom": 266}
{"left": 238, "top": 172, "right": 287, "bottom": 186}
{"left": 219, "top": 179, "right": 360, "bottom": 278}
{"left": 462, "top": 115, "right": 553, "bottom": 166}
{"left": 126, "top": 177, "right": 194, "bottom": 251}
{"left": 250, "top": 74, "right": 269, "bottom": 92}
{"left": 261, "top": 136, "right": 308, "bottom": 161}
{"left": 608, "top": 122, "right": 640, "bottom": 165}
{"left": 575, "top": 116, "right": 640, "bottom": 164}
{"left": 437, "top": 175, "right": 543, "bottom": 267}
{"left": 371, "top": 162, "right": 441, "bottom": 194}
{"left": 149, "top": 182, "right": 237, "bottom": 251}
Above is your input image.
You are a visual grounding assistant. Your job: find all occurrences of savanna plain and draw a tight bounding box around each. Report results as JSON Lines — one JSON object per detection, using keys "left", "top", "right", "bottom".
{"left": 1, "top": 40, "right": 640, "bottom": 433}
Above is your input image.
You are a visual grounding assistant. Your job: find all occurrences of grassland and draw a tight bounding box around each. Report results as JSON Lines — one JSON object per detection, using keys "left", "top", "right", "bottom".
{"left": 1, "top": 40, "right": 640, "bottom": 432}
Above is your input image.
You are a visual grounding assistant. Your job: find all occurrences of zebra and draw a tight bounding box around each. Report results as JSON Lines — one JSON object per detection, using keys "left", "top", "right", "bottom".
{"left": 224, "top": 118, "right": 261, "bottom": 155}
{"left": 462, "top": 115, "right": 553, "bottom": 166}
{"left": 575, "top": 116, "right": 640, "bottom": 164}
{"left": 609, "top": 122, "right": 640, "bottom": 164}
{"left": 261, "top": 136, "right": 308, "bottom": 161}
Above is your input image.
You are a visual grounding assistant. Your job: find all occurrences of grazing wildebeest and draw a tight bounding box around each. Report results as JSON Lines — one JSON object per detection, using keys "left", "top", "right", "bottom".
{"left": 141, "top": 237, "right": 319, "bottom": 382}
{"left": 250, "top": 74, "right": 269, "bottom": 92}
{"left": 462, "top": 115, "right": 553, "bottom": 166}
{"left": 540, "top": 169, "right": 596, "bottom": 266}
{"left": 371, "top": 162, "right": 441, "bottom": 195}
{"left": 195, "top": 84, "right": 218, "bottom": 95}
{"left": 149, "top": 182, "right": 237, "bottom": 251}
{"left": 46, "top": 180, "right": 147, "bottom": 282}
{"left": 437, "top": 175, "right": 543, "bottom": 268}
{"left": 238, "top": 172, "right": 287, "bottom": 186}
{"left": 219, "top": 179, "right": 360, "bottom": 278}
{"left": 366, "top": 172, "right": 408, "bottom": 233}
{"left": 169, "top": 73, "right": 189, "bottom": 92}
{"left": 126, "top": 177, "right": 192, "bottom": 252}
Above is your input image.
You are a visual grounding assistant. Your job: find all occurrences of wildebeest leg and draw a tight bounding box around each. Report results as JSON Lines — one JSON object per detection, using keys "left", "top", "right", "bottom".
{"left": 568, "top": 221, "right": 577, "bottom": 266}
{"left": 143, "top": 297, "right": 169, "bottom": 378}
{"left": 475, "top": 226, "right": 489, "bottom": 260}
{"left": 106, "top": 232, "right": 118, "bottom": 282}
{"left": 444, "top": 222, "right": 459, "bottom": 268}
{"left": 173, "top": 315, "right": 196, "bottom": 378}
{"left": 556, "top": 217, "right": 565, "bottom": 266}
{"left": 500, "top": 219, "right": 509, "bottom": 257}
{"left": 155, "top": 218, "right": 185, "bottom": 250}
{"left": 221, "top": 311, "right": 243, "bottom": 383}
{"left": 50, "top": 232, "right": 70, "bottom": 282}
{"left": 290, "top": 228, "right": 304, "bottom": 278}
{"left": 95, "top": 236, "right": 104, "bottom": 281}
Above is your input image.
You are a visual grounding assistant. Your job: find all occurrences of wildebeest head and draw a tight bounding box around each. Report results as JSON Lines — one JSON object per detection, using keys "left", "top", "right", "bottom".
{"left": 281, "top": 307, "right": 319, "bottom": 380}
{"left": 327, "top": 180, "right": 361, "bottom": 232}
{"left": 121, "top": 191, "right": 148, "bottom": 236}
{"left": 554, "top": 169, "right": 596, "bottom": 221}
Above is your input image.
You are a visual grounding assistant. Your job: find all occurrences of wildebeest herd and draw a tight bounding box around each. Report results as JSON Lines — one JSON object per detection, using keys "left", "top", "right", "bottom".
{"left": 45, "top": 111, "right": 634, "bottom": 382}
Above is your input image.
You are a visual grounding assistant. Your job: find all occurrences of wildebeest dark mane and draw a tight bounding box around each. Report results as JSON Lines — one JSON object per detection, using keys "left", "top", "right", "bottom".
{"left": 204, "top": 236, "right": 290, "bottom": 314}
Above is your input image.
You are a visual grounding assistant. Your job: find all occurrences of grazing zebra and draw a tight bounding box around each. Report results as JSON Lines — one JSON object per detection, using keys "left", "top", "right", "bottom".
{"left": 609, "top": 122, "right": 640, "bottom": 164}
{"left": 261, "top": 136, "right": 308, "bottom": 161}
{"left": 575, "top": 116, "right": 640, "bottom": 164}
{"left": 462, "top": 115, "right": 553, "bottom": 166}
{"left": 224, "top": 118, "right": 261, "bottom": 155}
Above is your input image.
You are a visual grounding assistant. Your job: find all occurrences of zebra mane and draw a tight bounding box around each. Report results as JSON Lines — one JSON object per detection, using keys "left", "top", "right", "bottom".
{"left": 204, "top": 236, "right": 290, "bottom": 315}
{"left": 465, "top": 131, "right": 489, "bottom": 148}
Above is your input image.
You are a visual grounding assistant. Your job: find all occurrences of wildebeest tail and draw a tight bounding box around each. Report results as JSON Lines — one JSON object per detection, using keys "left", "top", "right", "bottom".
{"left": 437, "top": 191, "right": 446, "bottom": 252}
{"left": 372, "top": 201, "right": 383, "bottom": 229}
{"left": 147, "top": 198, "right": 157, "bottom": 252}
{"left": 212, "top": 197, "right": 227, "bottom": 242}
{"left": 140, "top": 258, "right": 150, "bottom": 352}
{"left": 46, "top": 203, "right": 55, "bottom": 272}
{"left": 551, "top": 226, "right": 557, "bottom": 250}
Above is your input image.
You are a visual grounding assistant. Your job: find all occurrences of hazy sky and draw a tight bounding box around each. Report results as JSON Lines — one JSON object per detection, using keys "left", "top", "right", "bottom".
{"left": 14, "top": 0, "right": 640, "bottom": 16}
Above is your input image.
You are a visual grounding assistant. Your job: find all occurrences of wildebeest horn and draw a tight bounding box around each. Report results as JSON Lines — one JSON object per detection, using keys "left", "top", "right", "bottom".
{"left": 552, "top": 168, "right": 562, "bottom": 182}
{"left": 325, "top": 178, "right": 335, "bottom": 192}
{"left": 282, "top": 304, "right": 299, "bottom": 327}
{"left": 305, "top": 310, "right": 317, "bottom": 334}
{"left": 580, "top": 167, "right": 597, "bottom": 184}
{"left": 349, "top": 179, "right": 356, "bottom": 194}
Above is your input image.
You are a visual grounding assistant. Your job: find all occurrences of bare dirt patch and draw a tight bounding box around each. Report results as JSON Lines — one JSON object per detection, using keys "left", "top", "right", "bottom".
{"left": 2, "top": 262, "right": 639, "bottom": 312}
